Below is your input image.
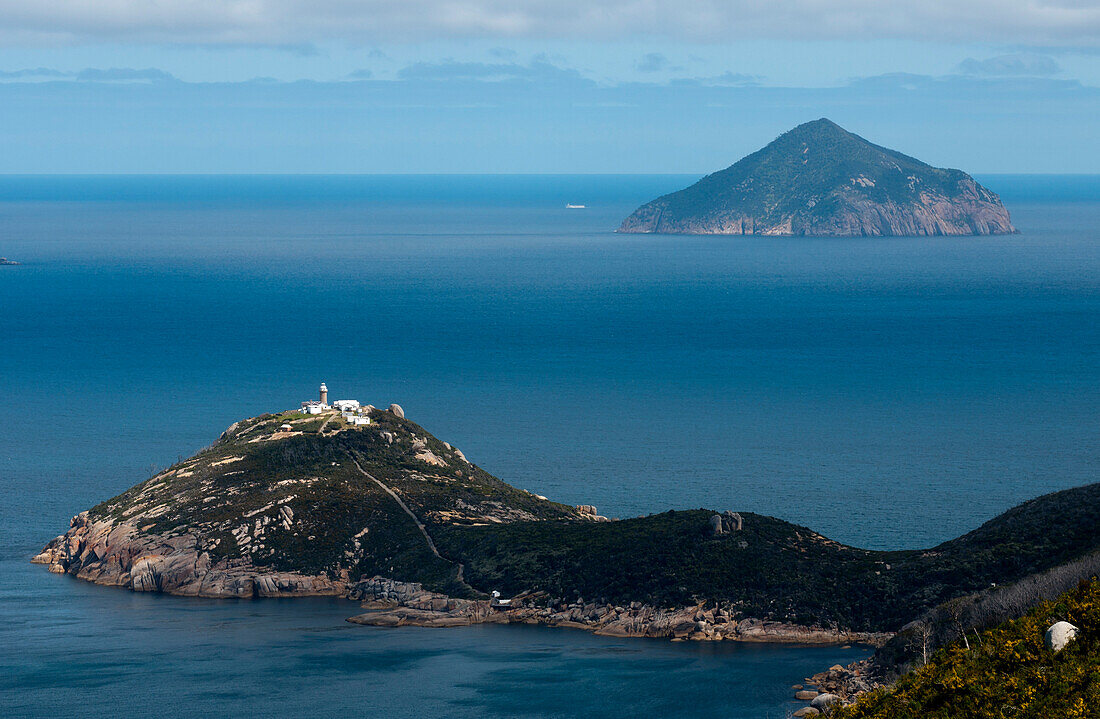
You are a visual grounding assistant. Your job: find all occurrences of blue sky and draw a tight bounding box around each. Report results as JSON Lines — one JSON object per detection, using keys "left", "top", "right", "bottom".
{"left": 1, "top": 0, "right": 1098, "bottom": 173}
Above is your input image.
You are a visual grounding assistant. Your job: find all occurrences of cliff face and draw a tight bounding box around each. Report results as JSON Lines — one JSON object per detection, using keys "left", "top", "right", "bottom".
{"left": 618, "top": 119, "right": 1015, "bottom": 237}
{"left": 32, "top": 510, "right": 345, "bottom": 597}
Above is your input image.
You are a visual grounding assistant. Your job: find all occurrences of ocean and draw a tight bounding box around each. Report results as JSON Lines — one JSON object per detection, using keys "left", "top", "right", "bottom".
{"left": 2, "top": 174, "right": 1099, "bottom": 717}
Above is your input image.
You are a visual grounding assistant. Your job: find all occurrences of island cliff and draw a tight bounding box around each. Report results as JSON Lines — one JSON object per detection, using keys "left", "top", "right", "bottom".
{"left": 618, "top": 119, "right": 1015, "bottom": 237}
{"left": 34, "top": 402, "right": 1100, "bottom": 645}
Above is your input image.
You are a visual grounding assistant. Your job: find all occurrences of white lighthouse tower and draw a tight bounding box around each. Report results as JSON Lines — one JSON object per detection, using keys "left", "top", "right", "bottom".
{"left": 319, "top": 382, "right": 328, "bottom": 407}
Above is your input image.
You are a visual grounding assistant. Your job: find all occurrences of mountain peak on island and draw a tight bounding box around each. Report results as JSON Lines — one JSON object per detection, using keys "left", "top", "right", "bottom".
{"left": 618, "top": 119, "right": 1016, "bottom": 237}
{"left": 783, "top": 117, "right": 846, "bottom": 136}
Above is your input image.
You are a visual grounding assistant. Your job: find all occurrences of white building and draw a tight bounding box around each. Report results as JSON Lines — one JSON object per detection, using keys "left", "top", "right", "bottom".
{"left": 300, "top": 382, "right": 331, "bottom": 414}
{"left": 298, "top": 384, "right": 372, "bottom": 424}
{"left": 301, "top": 401, "right": 325, "bottom": 414}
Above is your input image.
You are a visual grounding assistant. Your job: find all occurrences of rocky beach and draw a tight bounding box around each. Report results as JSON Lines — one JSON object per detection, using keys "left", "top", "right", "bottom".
{"left": 346, "top": 576, "right": 891, "bottom": 645}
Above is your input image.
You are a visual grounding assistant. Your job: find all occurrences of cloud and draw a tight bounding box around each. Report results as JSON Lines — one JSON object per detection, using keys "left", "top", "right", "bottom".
{"left": 396, "top": 59, "right": 586, "bottom": 83}
{"left": 271, "top": 42, "right": 321, "bottom": 57}
{"left": 488, "top": 47, "right": 517, "bottom": 58}
{"left": 848, "top": 71, "right": 1081, "bottom": 93}
{"left": 348, "top": 68, "right": 373, "bottom": 79}
{"left": 671, "top": 71, "right": 759, "bottom": 86}
{"left": 1, "top": 67, "right": 1095, "bottom": 174}
{"left": 75, "top": 67, "right": 176, "bottom": 82}
{"left": 0, "top": 0, "right": 1098, "bottom": 47}
{"left": 0, "top": 67, "right": 67, "bottom": 79}
{"left": 636, "top": 53, "right": 669, "bottom": 73}
{"left": 0, "top": 66, "right": 176, "bottom": 83}
{"left": 957, "top": 53, "right": 1062, "bottom": 76}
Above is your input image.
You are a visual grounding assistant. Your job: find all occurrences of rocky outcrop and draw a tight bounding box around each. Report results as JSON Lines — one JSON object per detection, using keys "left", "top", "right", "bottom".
{"left": 388, "top": 404, "right": 405, "bottom": 419}
{"left": 1045, "top": 621, "right": 1079, "bottom": 652}
{"left": 32, "top": 511, "right": 346, "bottom": 598}
{"left": 709, "top": 511, "right": 743, "bottom": 535}
{"left": 346, "top": 576, "right": 891, "bottom": 645}
{"left": 574, "top": 505, "right": 610, "bottom": 522}
{"left": 798, "top": 657, "right": 890, "bottom": 711}
{"left": 347, "top": 576, "right": 494, "bottom": 627}
{"left": 618, "top": 119, "right": 1015, "bottom": 237}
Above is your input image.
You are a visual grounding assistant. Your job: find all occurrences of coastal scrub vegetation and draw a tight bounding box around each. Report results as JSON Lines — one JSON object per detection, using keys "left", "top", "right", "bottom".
{"left": 438, "top": 482, "right": 1100, "bottom": 632}
{"left": 834, "top": 579, "right": 1100, "bottom": 719}
{"left": 875, "top": 550, "right": 1100, "bottom": 672}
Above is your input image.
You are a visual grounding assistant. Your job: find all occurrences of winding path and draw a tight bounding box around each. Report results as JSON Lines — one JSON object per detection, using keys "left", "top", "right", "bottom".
{"left": 350, "top": 455, "right": 472, "bottom": 588}
{"left": 350, "top": 456, "right": 441, "bottom": 558}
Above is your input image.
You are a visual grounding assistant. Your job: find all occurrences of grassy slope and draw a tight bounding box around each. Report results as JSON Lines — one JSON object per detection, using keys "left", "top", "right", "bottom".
{"left": 835, "top": 579, "right": 1100, "bottom": 719}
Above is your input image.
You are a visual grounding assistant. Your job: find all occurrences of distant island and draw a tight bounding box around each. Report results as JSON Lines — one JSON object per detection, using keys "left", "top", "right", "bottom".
{"left": 34, "top": 384, "right": 1099, "bottom": 649}
{"left": 618, "top": 119, "right": 1015, "bottom": 237}
{"left": 0, "top": 257, "right": 20, "bottom": 265}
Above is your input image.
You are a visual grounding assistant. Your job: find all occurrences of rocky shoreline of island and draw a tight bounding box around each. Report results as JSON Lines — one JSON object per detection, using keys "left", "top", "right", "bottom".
{"left": 33, "top": 513, "right": 889, "bottom": 647}
{"left": 31, "top": 514, "right": 890, "bottom": 648}
{"left": 31, "top": 511, "right": 348, "bottom": 597}
{"left": 345, "top": 576, "right": 892, "bottom": 646}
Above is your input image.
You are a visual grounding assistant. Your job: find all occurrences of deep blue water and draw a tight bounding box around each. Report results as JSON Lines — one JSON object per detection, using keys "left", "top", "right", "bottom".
{"left": 2, "top": 174, "right": 1099, "bottom": 717}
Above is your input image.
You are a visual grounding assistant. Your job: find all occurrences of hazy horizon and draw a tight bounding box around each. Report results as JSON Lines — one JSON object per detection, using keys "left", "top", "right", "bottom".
{"left": 1, "top": 78, "right": 1095, "bottom": 174}
{"left": 1, "top": 0, "right": 1098, "bottom": 175}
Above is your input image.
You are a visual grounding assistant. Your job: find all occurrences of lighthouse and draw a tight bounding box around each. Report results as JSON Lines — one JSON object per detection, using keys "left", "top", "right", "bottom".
{"left": 319, "top": 382, "right": 328, "bottom": 407}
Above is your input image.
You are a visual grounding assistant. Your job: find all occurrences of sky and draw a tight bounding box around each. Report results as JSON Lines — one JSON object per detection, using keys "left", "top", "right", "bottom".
{"left": 1, "top": 0, "right": 1099, "bottom": 173}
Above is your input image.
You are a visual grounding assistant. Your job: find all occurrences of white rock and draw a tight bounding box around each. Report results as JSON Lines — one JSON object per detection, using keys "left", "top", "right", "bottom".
{"left": 810, "top": 694, "right": 839, "bottom": 711}
{"left": 1045, "top": 621, "right": 1079, "bottom": 652}
{"left": 388, "top": 404, "right": 405, "bottom": 419}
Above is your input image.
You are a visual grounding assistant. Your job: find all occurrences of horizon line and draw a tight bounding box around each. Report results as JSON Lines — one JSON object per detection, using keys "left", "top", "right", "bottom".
{"left": 1, "top": 172, "right": 1098, "bottom": 177}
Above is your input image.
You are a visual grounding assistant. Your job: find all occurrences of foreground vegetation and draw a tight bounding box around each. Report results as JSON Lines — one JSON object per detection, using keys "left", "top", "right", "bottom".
{"left": 835, "top": 579, "right": 1100, "bottom": 718}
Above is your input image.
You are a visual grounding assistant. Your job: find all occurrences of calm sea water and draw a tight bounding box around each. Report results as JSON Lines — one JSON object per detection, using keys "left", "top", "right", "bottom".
{"left": 2, "top": 174, "right": 1099, "bottom": 717}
